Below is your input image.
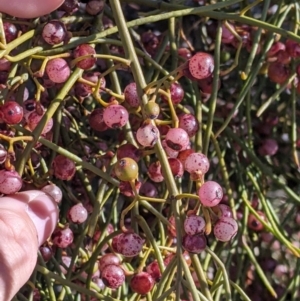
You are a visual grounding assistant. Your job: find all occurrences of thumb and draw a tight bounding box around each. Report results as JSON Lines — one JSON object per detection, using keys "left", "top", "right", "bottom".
{"left": 0, "top": 190, "right": 58, "bottom": 301}
{"left": 0, "top": 0, "right": 64, "bottom": 18}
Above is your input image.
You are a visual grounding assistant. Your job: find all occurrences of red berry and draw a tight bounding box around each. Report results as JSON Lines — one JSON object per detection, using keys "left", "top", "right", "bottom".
{"left": 52, "top": 155, "right": 76, "bottom": 181}
{"left": 0, "top": 101, "right": 23, "bottom": 124}
{"left": 130, "top": 272, "right": 155, "bottom": 295}
{"left": 73, "top": 44, "right": 96, "bottom": 70}
{"left": 188, "top": 52, "right": 214, "bottom": 80}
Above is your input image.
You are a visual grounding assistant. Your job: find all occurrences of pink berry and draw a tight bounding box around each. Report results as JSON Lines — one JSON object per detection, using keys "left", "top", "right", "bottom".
{"left": 42, "top": 20, "right": 67, "bottom": 45}
{"left": 52, "top": 226, "right": 74, "bottom": 248}
{"left": 218, "top": 204, "right": 233, "bottom": 218}
{"left": 103, "top": 104, "right": 128, "bottom": 128}
{"left": 184, "top": 152, "right": 210, "bottom": 176}
{"left": 67, "top": 203, "right": 88, "bottom": 224}
{"left": 73, "top": 44, "right": 96, "bottom": 70}
{"left": 26, "top": 110, "right": 53, "bottom": 135}
{"left": 41, "top": 184, "right": 63, "bottom": 204}
{"left": 136, "top": 122, "right": 159, "bottom": 147}
{"left": 161, "top": 82, "right": 184, "bottom": 105}
{"left": 139, "top": 181, "right": 158, "bottom": 198}
{"left": 89, "top": 108, "right": 108, "bottom": 132}
{"left": 161, "top": 139, "right": 179, "bottom": 158}
{"left": 124, "top": 82, "right": 140, "bottom": 108}
{"left": 101, "top": 264, "right": 125, "bottom": 289}
{"left": 178, "top": 113, "right": 199, "bottom": 137}
{"left": 182, "top": 233, "right": 207, "bottom": 253}
{"left": 147, "top": 161, "right": 164, "bottom": 182}
{"left": 116, "top": 143, "right": 142, "bottom": 162}
{"left": 213, "top": 217, "right": 238, "bottom": 242}
{"left": 0, "top": 145, "right": 7, "bottom": 164}
{"left": 99, "top": 253, "right": 121, "bottom": 271}
{"left": 46, "top": 58, "right": 71, "bottom": 83}
{"left": 198, "top": 181, "right": 223, "bottom": 207}
{"left": 0, "top": 169, "right": 22, "bottom": 194}
{"left": 52, "top": 155, "right": 76, "bottom": 181}
{"left": 184, "top": 215, "right": 206, "bottom": 236}
{"left": 116, "top": 232, "right": 144, "bottom": 257}
{"left": 188, "top": 52, "right": 214, "bottom": 80}
{"left": 165, "top": 128, "right": 189, "bottom": 151}
{"left": 130, "top": 272, "right": 155, "bottom": 295}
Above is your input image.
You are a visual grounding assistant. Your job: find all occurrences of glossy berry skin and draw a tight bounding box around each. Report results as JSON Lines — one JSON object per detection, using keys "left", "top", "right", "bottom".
{"left": 285, "top": 39, "right": 300, "bottom": 58}
{"left": 114, "top": 157, "right": 139, "bottom": 182}
{"left": 52, "top": 227, "right": 74, "bottom": 248}
{"left": 188, "top": 52, "right": 214, "bottom": 80}
{"left": 168, "top": 158, "right": 184, "bottom": 178}
{"left": 42, "top": 20, "right": 66, "bottom": 45}
{"left": 198, "top": 181, "right": 223, "bottom": 207}
{"left": 268, "top": 62, "right": 290, "bottom": 84}
{"left": 46, "top": 58, "right": 70, "bottom": 83}
{"left": 161, "top": 82, "right": 184, "bottom": 105}
{"left": 184, "top": 152, "right": 209, "bottom": 176}
{"left": 214, "top": 217, "right": 238, "bottom": 242}
{"left": 178, "top": 113, "right": 199, "bottom": 137}
{"left": 143, "top": 102, "right": 160, "bottom": 119}
{"left": 162, "top": 140, "right": 179, "bottom": 158}
{"left": 41, "top": 184, "right": 63, "bottom": 204}
{"left": 147, "top": 161, "right": 164, "bottom": 182}
{"left": 130, "top": 272, "right": 155, "bottom": 295}
{"left": 258, "top": 138, "right": 278, "bottom": 156}
{"left": 136, "top": 122, "right": 159, "bottom": 147}
{"left": 146, "top": 261, "right": 162, "bottom": 282}
{"left": 73, "top": 44, "right": 96, "bottom": 70}
{"left": 139, "top": 181, "right": 158, "bottom": 198}
{"left": 39, "top": 245, "right": 53, "bottom": 262}
{"left": 165, "top": 128, "right": 189, "bottom": 151}
{"left": 0, "top": 170, "right": 22, "bottom": 194}
{"left": 52, "top": 155, "right": 76, "bottom": 181}
{"left": 184, "top": 215, "right": 206, "bottom": 236}
{"left": 124, "top": 82, "right": 140, "bottom": 108}
{"left": 67, "top": 203, "right": 88, "bottom": 224}
{"left": 99, "top": 253, "right": 121, "bottom": 271}
{"left": 218, "top": 204, "right": 233, "bottom": 218}
{"left": 247, "top": 211, "right": 266, "bottom": 232}
{"left": 3, "top": 22, "right": 17, "bottom": 43}
{"left": 0, "top": 101, "right": 23, "bottom": 124}
{"left": 89, "top": 108, "right": 108, "bottom": 132}
{"left": 101, "top": 264, "right": 125, "bottom": 289}
{"left": 103, "top": 104, "right": 129, "bottom": 128}
{"left": 177, "top": 149, "right": 195, "bottom": 166}
{"left": 116, "top": 232, "right": 145, "bottom": 257}
{"left": 26, "top": 111, "right": 53, "bottom": 135}
{"left": 116, "top": 143, "right": 142, "bottom": 162}
{"left": 0, "top": 145, "right": 7, "bottom": 164}
{"left": 182, "top": 233, "right": 207, "bottom": 254}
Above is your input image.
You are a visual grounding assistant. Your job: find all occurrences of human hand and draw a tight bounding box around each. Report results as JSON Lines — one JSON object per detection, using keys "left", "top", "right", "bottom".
{"left": 0, "top": 0, "right": 64, "bottom": 18}
{"left": 0, "top": 190, "right": 58, "bottom": 301}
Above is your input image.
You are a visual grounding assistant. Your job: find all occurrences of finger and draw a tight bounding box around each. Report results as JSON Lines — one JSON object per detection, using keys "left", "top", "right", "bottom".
{"left": 0, "top": 0, "right": 64, "bottom": 18}
{"left": 0, "top": 190, "right": 59, "bottom": 246}
{"left": 0, "top": 191, "right": 58, "bottom": 301}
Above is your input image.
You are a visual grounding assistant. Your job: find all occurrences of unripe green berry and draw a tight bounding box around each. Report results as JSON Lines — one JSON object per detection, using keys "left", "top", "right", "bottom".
{"left": 114, "top": 158, "right": 139, "bottom": 181}
{"left": 143, "top": 102, "right": 160, "bottom": 119}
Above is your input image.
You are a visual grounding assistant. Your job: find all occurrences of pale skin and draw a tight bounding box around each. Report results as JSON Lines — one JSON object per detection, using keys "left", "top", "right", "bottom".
{"left": 0, "top": 1, "right": 63, "bottom": 300}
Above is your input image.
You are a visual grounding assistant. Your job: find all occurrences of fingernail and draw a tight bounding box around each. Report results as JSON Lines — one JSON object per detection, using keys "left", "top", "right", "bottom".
{"left": 0, "top": 190, "right": 59, "bottom": 246}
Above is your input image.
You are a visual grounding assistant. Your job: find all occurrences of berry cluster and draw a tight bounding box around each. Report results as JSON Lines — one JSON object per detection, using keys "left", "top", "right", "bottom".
{"left": 0, "top": 0, "right": 299, "bottom": 300}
